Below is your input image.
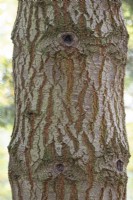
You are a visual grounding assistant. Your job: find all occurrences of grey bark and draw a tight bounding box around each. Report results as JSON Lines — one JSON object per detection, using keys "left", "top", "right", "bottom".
{"left": 8, "top": 0, "right": 130, "bottom": 199}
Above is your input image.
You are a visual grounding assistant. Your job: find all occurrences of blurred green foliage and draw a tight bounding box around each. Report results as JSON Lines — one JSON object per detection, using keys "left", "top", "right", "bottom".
{"left": 122, "top": 1, "right": 133, "bottom": 90}
{"left": 0, "top": 126, "right": 12, "bottom": 200}
{"left": 127, "top": 123, "right": 133, "bottom": 171}
{"left": 0, "top": 0, "right": 16, "bottom": 128}
{"left": 0, "top": 57, "right": 14, "bottom": 126}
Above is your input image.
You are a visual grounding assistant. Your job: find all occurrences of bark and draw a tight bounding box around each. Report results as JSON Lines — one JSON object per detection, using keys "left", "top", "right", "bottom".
{"left": 8, "top": 0, "right": 130, "bottom": 199}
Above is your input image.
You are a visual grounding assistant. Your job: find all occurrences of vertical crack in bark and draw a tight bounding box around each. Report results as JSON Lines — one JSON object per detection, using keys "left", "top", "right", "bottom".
{"left": 69, "top": 183, "right": 78, "bottom": 200}
{"left": 37, "top": 74, "right": 47, "bottom": 114}
{"left": 17, "top": 179, "right": 23, "bottom": 200}
{"left": 26, "top": 3, "right": 33, "bottom": 43}
{"left": 55, "top": 175, "right": 65, "bottom": 200}
{"left": 75, "top": 79, "right": 88, "bottom": 133}
{"left": 99, "top": 187, "right": 104, "bottom": 200}
{"left": 66, "top": 58, "right": 74, "bottom": 103}
{"left": 25, "top": 114, "right": 36, "bottom": 195}
{"left": 62, "top": 100, "right": 73, "bottom": 123}
{"left": 66, "top": 124, "right": 79, "bottom": 153}
{"left": 42, "top": 181, "right": 48, "bottom": 200}
{"left": 43, "top": 86, "right": 54, "bottom": 144}
{"left": 63, "top": 0, "right": 70, "bottom": 25}
{"left": 53, "top": 0, "right": 61, "bottom": 24}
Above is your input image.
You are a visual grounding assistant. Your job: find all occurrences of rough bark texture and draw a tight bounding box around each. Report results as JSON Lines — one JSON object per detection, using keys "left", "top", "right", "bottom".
{"left": 9, "top": 0, "right": 130, "bottom": 199}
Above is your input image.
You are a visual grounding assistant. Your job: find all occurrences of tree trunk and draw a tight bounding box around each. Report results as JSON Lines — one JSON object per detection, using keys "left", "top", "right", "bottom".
{"left": 8, "top": 0, "right": 130, "bottom": 199}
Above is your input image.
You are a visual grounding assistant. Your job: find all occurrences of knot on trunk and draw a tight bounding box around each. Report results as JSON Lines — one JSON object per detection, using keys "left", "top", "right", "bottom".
{"left": 59, "top": 32, "right": 78, "bottom": 47}
{"left": 116, "top": 160, "right": 123, "bottom": 172}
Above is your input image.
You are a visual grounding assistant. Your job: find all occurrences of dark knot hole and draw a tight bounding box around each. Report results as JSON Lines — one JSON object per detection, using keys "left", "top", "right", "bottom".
{"left": 56, "top": 163, "right": 64, "bottom": 172}
{"left": 62, "top": 34, "right": 73, "bottom": 44}
{"left": 116, "top": 160, "right": 123, "bottom": 172}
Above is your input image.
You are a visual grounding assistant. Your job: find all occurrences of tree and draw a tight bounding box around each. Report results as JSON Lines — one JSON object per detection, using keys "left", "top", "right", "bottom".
{"left": 8, "top": 0, "right": 130, "bottom": 199}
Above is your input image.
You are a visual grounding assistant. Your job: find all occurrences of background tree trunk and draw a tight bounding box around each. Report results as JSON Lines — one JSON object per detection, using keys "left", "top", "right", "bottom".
{"left": 8, "top": 0, "right": 130, "bottom": 199}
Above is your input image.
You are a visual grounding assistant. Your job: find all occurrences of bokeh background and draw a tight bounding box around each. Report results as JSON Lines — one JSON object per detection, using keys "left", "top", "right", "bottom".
{"left": 0, "top": 0, "right": 133, "bottom": 199}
